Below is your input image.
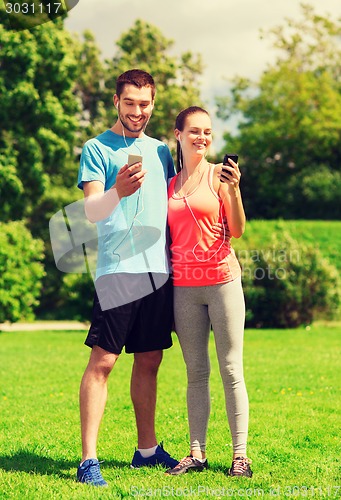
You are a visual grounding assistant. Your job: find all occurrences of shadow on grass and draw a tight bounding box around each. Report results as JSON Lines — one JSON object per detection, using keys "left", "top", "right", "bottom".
{"left": 0, "top": 449, "right": 129, "bottom": 480}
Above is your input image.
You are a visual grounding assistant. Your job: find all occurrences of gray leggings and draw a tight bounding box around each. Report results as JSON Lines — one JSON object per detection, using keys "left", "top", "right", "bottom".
{"left": 174, "top": 277, "right": 249, "bottom": 455}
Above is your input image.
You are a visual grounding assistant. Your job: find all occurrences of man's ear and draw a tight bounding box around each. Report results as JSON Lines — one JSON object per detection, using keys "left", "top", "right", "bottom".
{"left": 113, "top": 95, "right": 119, "bottom": 108}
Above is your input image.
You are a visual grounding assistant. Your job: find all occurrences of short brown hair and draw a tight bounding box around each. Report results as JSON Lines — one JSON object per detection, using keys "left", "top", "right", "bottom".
{"left": 116, "top": 69, "right": 156, "bottom": 99}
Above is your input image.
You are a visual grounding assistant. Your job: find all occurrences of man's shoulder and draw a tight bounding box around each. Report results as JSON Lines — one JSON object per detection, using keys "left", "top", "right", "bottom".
{"left": 143, "top": 134, "right": 166, "bottom": 146}
{"left": 143, "top": 135, "right": 171, "bottom": 152}
{"left": 83, "top": 130, "right": 114, "bottom": 149}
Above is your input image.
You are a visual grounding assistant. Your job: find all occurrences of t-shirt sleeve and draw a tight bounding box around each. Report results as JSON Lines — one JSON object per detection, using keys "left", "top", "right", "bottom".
{"left": 77, "top": 140, "right": 106, "bottom": 190}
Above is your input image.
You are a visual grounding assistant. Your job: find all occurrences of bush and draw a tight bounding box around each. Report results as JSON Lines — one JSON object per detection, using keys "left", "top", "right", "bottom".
{"left": 0, "top": 221, "right": 45, "bottom": 323}
{"left": 237, "top": 230, "right": 340, "bottom": 327}
{"left": 291, "top": 166, "right": 341, "bottom": 219}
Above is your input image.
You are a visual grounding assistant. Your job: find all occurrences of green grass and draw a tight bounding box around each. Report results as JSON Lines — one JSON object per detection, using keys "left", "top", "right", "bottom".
{"left": 0, "top": 327, "right": 340, "bottom": 499}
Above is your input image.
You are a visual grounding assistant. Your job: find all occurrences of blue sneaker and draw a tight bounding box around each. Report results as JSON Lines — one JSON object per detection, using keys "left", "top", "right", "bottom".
{"left": 131, "top": 442, "right": 179, "bottom": 469}
{"left": 77, "top": 458, "right": 108, "bottom": 487}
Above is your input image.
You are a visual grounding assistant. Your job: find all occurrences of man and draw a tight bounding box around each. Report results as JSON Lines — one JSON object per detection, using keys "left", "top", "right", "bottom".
{"left": 76, "top": 69, "right": 178, "bottom": 487}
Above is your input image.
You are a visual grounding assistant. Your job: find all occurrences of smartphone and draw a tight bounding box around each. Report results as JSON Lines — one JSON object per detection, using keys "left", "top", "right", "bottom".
{"left": 128, "top": 154, "right": 143, "bottom": 176}
{"left": 220, "top": 153, "right": 238, "bottom": 182}
{"left": 128, "top": 154, "right": 143, "bottom": 167}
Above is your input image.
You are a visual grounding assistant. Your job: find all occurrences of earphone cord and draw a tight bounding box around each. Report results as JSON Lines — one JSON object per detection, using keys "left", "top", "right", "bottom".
{"left": 112, "top": 187, "right": 144, "bottom": 269}
{"left": 121, "top": 122, "right": 144, "bottom": 220}
{"left": 121, "top": 123, "right": 142, "bottom": 155}
{"left": 185, "top": 195, "right": 227, "bottom": 263}
{"left": 110, "top": 124, "right": 145, "bottom": 270}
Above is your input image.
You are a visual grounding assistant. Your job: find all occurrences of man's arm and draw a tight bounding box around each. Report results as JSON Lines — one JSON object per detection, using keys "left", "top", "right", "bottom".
{"left": 83, "top": 163, "right": 147, "bottom": 223}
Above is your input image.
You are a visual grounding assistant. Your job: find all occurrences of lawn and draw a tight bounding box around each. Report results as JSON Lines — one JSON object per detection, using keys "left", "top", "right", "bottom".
{"left": 0, "top": 326, "right": 340, "bottom": 499}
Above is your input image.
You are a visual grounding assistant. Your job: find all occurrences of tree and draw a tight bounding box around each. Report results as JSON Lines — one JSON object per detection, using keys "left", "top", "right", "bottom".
{"left": 104, "top": 19, "right": 204, "bottom": 142}
{"left": 0, "top": 222, "right": 45, "bottom": 323}
{"left": 0, "top": 14, "right": 82, "bottom": 319}
{"left": 0, "top": 16, "right": 80, "bottom": 223}
{"left": 217, "top": 3, "right": 341, "bottom": 219}
{"left": 73, "top": 30, "right": 108, "bottom": 144}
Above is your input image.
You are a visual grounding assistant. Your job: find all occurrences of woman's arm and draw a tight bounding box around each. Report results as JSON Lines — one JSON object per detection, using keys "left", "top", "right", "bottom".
{"left": 213, "top": 161, "right": 246, "bottom": 238}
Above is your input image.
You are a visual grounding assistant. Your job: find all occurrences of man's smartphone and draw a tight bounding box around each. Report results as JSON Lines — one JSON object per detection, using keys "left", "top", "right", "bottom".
{"left": 128, "top": 154, "right": 143, "bottom": 176}
{"left": 128, "top": 154, "right": 143, "bottom": 167}
{"left": 220, "top": 154, "right": 238, "bottom": 182}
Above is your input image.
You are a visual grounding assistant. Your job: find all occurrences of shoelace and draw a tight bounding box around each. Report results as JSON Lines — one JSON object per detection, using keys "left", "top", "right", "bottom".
{"left": 82, "top": 460, "right": 104, "bottom": 482}
{"left": 173, "top": 456, "right": 197, "bottom": 470}
{"left": 231, "top": 457, "right": 252, "bottom": 475}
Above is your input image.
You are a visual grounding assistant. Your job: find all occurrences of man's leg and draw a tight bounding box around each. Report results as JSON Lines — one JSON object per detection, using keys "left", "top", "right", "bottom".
{"left": 80, "top": 345, "right": 119, "bottom": 461}
{"left": 130, "top": 350, "right": 162, "bottom": 448}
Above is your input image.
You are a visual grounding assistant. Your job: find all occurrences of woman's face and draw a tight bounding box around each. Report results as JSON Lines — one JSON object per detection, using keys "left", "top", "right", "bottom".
{"left": 177, "top": 112, "right": 213, "bottom": 159}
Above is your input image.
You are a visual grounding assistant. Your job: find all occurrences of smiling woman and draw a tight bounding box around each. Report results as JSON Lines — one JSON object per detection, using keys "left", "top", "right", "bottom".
{"left": 166, "top": 106, "right": 252, "bottom": 477}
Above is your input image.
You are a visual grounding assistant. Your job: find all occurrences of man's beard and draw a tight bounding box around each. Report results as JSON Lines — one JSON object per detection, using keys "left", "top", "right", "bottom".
{"left": 118, "top": 112, "right": 147, "bottom": 134}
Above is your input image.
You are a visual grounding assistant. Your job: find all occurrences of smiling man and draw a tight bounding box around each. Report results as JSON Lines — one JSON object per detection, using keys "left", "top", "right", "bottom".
{"left": 76, "top": 69, "right": 178, "bottom": 486}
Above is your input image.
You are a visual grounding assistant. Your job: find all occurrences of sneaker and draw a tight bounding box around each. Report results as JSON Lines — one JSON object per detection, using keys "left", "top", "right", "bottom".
{"left": 131, "top": 442, "right": 179, "bottom": 469}
{"left": 77, "top": 458, "right": 108, "bottom": 487}
{"left": 165, "top": 455, "right": 208, "bottom": 475}
{"left": 227, "top": 456, "right": 253, "bottom": 477}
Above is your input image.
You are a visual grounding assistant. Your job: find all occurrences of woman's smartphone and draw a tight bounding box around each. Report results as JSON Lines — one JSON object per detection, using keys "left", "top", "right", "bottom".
{"left": 220, "top": 154, "right": 238, "bottom": 182}
{"left": 128, "top": 154, "right": 143, "bottom": 176}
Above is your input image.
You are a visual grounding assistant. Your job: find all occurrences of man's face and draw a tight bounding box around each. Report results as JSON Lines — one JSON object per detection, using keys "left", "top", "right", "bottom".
{"left": 114, "top": 85, "right": 154, "bottom": 137}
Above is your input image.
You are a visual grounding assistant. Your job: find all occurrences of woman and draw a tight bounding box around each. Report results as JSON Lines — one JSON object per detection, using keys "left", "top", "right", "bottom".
{"left": 166, "top": 106, "right": 252, "bottom": 477}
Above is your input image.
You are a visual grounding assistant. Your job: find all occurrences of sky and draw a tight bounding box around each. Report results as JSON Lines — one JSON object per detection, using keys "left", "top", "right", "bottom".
{"left": 65, "top": 0, "right": 341, "bottom": 149}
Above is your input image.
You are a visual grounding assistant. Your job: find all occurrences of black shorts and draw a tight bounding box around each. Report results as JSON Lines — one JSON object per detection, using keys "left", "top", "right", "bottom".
{"left": 85, "top": 273, "right": 174, "bottom": 354}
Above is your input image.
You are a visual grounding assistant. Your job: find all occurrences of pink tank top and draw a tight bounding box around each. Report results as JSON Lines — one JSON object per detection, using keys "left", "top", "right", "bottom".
{"left": 168, "top": 165, "right": 241, "bottom": 286}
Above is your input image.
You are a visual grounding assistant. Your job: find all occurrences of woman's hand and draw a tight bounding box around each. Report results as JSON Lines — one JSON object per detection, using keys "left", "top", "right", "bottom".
{"left": 212, "top": 217, "right": 231, "bottom": 243}
{"left": 218, "top": 158, "right": 241, "bottom": 192}
{"left": 213, "top": 162, "right": 246, "bottom": 239}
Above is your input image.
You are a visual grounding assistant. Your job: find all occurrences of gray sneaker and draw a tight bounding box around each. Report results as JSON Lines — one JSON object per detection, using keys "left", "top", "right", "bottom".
{"left": 165, "top": 455, "right": 208, "bottom": 475}
{"left": 227, "top": 456, "right": 253, "bottom": 477}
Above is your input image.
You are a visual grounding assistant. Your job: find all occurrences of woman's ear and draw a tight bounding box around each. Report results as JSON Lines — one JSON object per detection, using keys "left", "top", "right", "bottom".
{"left": 174, "top": 129, "right": 181, "bottom": 141}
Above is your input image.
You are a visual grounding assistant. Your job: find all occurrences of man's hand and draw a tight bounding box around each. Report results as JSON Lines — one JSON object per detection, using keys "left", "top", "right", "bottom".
{"left": 115, "top": 162, "right": 147, "bottom": 198}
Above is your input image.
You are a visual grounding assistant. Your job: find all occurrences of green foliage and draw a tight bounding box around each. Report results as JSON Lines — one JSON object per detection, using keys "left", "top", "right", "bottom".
{"left": 0, "top": 17, "right": 87, "bottom": 318}
{"left": 0, "top": 18, "right": 80, "bottom": 224}
{"left": 40, "top": 273, "right": 94, "bottom": 321}
{"left": 235, "top": 227, "right": 340, "bottom": 327}
{"left": 72, "top": 30, "right": 108, "bottom": 144}
{"left": 217, "top": 4, "right": 341, "bottom": 218}
{"left": 291, "top": 166, "right": 341, "bottom": 219}
{"left": 0, "top": 221, "right": 45, "bottom": 322}
{"left": 0, "top": 327, "right": 340, "bottom": 498}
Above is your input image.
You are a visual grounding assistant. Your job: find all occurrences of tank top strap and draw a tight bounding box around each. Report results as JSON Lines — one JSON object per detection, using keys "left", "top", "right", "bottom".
{"left": 207, "top": 163, "right": 219, "bottom": 200}
{"left": 168, "top": 173, "right": 178, "bottom": 195}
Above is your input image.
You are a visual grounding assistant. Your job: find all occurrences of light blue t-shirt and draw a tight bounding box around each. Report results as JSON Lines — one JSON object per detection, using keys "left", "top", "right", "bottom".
{"left": 78, "top": 130, "right": 176, "bottom": 280}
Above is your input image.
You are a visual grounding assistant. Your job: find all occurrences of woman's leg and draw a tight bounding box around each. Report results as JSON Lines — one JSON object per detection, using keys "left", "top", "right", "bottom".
{"left": 174, "top": 286, "right": 211, "bottom": 456}
{"left": 208, "top": 277, "right": 249, "bottom": 457}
